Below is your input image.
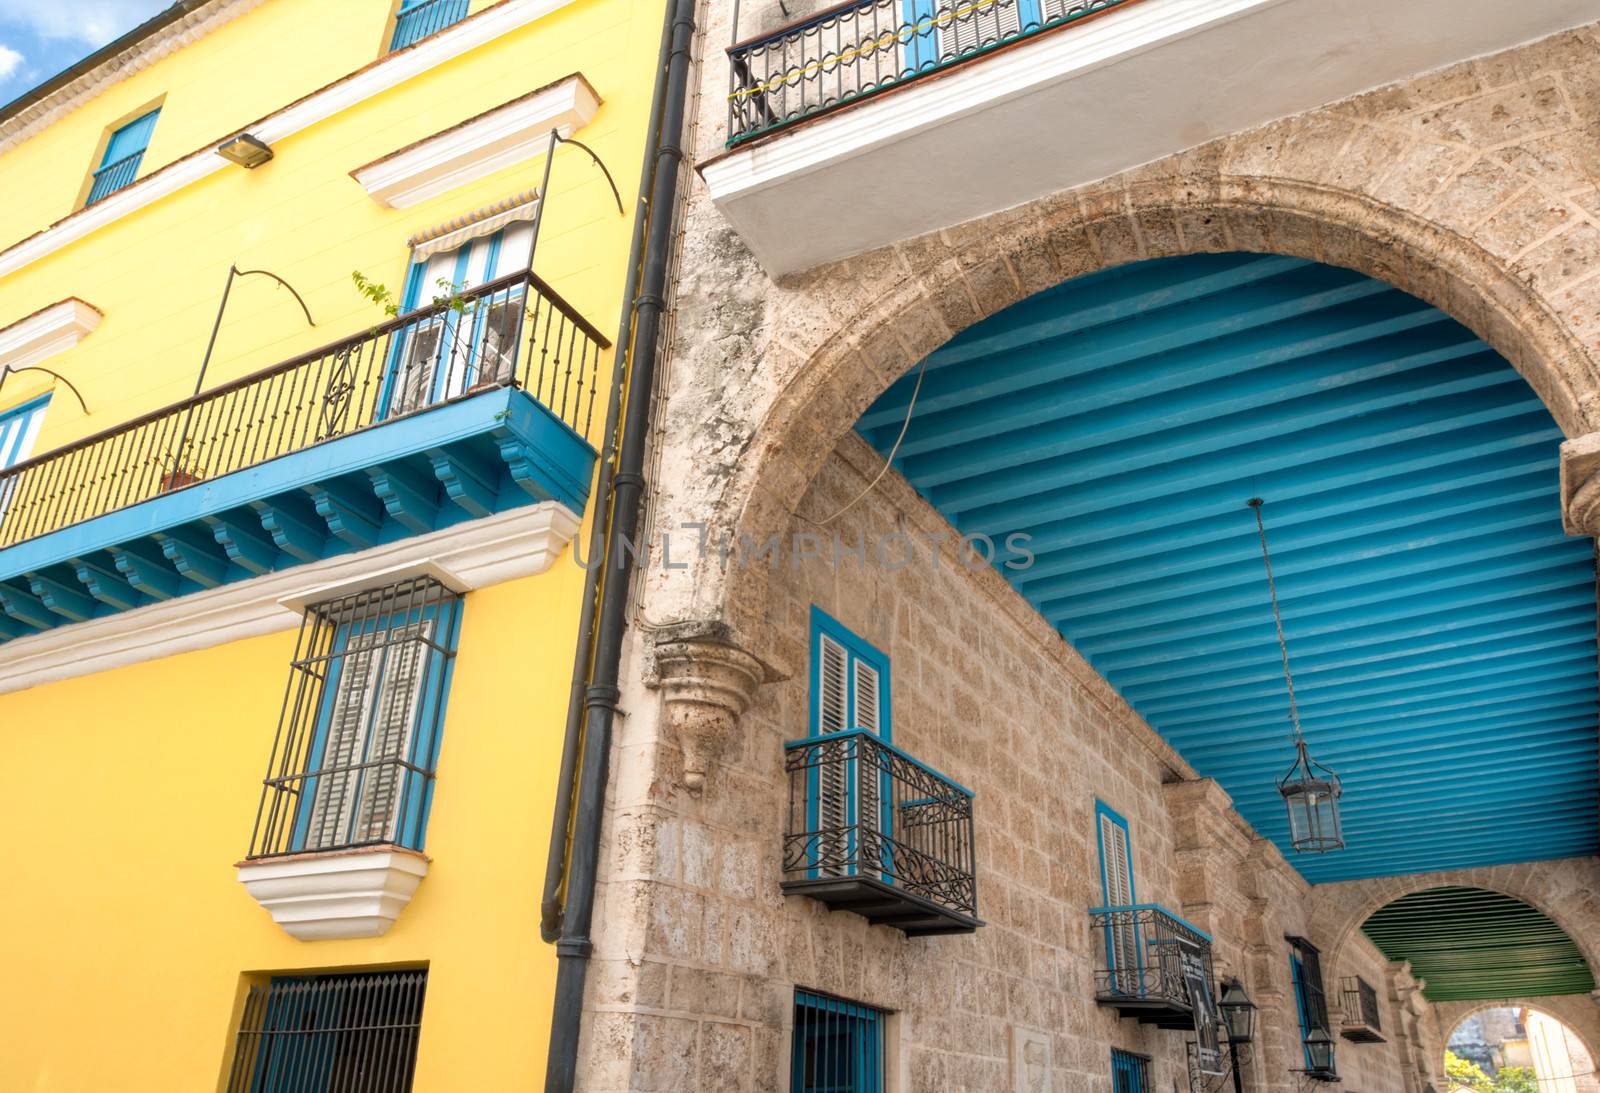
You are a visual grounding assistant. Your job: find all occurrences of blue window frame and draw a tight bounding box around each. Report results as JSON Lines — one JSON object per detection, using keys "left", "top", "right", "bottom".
{"left": 809, "top": 606, "right": 890, "bottom": 740}
{"left": 791, "top": 990, "right": 885, "bottom": 1093}
{"left": 1096, "top": 801, "right": 1140, "bottom": 988}
{"left": 87, "top": 108, "right": 159, "bottom": 204}
{"left": 0, "top": 394, "right": 49, "bottom": 471}
{"left": 389, "top": 0, "right": 469, "bottom": 51}
{"left": 1111, "top": 1048, "right": 1149, "bottom": 1093}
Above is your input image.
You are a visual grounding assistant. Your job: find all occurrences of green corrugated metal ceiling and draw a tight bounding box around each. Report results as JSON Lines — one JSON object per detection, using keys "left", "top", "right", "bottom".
{"left": 1361, "top": 886, "right": 1594, "bottom": 1001}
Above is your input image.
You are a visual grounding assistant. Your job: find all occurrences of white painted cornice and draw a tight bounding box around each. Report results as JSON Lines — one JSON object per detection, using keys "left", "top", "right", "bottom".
{"left": 0, "top": 501, "right": 581, "bottom": 694}
{"left": 0, "top": 298, "right": 102, "bottom": 372}
{"left": 0, "top": 0, "right": 264, "bottom": 156}
{"left": 351, "top": 74, "right": 600, "bottom": 209}
{"left": 238, "top": 847, "right": 430, "bottom": 940}
{"left": 0, "top": 0, "right": 579, "bottom": 281}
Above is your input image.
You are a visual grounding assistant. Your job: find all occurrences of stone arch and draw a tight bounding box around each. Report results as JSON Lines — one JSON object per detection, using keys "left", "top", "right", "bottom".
{"left": 704, "top": 173, "right": 1599, "bottom": 658}
{"left": 1437, "top": 998, "right": 1600, "bottom": 1074}
{"left": 1312, "top": 861, "right": 1600, "bottom": 1003}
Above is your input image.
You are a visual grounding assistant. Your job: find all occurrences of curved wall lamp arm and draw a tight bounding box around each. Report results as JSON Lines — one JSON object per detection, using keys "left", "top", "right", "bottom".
{"left": 0, "top": 364, "right": 90, "bottom": 414}
{"left": 233, "top": 266, "right": 317, "bottom": 329}
{"left": 551, "top": 133, "right": 627, "bottom": 217}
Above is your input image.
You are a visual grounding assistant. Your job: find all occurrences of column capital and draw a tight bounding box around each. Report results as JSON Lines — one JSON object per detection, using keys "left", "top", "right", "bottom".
{"left": 1559, "top": 432, "right": 1600, "bottom": 534}
{"left": 646, "top": 621, "right": 781, "bottom": 796}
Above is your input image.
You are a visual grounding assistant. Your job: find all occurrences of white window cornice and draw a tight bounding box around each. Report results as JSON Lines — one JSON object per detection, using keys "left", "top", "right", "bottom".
{"left": 0, "top": 0, "right": 580, "bottom": 281}
{"left": 351, "top": 74, "right": 600, "bottom": 209}
{"left": 0, "top": 298, "right": 103, "bottom": 373}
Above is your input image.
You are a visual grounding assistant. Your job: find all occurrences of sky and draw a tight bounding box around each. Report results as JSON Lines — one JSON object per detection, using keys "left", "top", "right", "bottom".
{"left": 0, "top": 0, "right": 172, "bottom": 107}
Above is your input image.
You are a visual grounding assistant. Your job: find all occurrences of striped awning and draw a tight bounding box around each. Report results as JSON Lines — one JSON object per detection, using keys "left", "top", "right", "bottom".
{"left": 408, "top": 188, "right": 540, "bottom": 259}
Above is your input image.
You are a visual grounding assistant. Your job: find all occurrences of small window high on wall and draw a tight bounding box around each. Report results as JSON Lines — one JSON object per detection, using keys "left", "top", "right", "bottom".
{"left": 87, "top": 108, "right": 159, "bottom": 205}
{"left": 1110, "top": 1048, "right": 1150, "bottom": 1093}
{"left": 1289, "top": 935, "right": 1337, "bottom": 1078}
{"left": 791, "top": 990, "right": 887, "bottom": 1093}
{"left": 389, "top": 0, "right": 468, "bottom": 51}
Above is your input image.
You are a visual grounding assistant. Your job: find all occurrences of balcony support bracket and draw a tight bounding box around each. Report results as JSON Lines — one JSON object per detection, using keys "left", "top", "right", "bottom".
{"left": 647, "top": 623, "right": 780, "bottom": 796}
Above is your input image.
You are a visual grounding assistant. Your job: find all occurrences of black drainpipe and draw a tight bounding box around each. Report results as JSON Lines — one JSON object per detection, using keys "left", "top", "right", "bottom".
{"left": 543, "top": 0, "right": 697, "bottom": 1087}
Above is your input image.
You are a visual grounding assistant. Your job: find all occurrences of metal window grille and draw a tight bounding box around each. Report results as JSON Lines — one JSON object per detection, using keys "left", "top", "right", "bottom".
{"left": 247, "top": 577, "right": 462, "bottom": 859}
{"left": 86, "top": 150, "right": 144, "bottom": 203}
{"left": 225, "top": 970, "right": 427, "bottom": 1093}
{"left": 1111, "top": 1048, "right": 1151, "bottom": 1093}
{"left": 389, "top": 0, "right": 468, "bottom": 50}
{"left": 791, "top": 990, "right": 886, "bottom": 1093}
{"left": 1339, "top": 975, "right": 1381, "bottom": 1031}
{"left": 1288, "top": 937, "right": 1331, "bottom": 1032}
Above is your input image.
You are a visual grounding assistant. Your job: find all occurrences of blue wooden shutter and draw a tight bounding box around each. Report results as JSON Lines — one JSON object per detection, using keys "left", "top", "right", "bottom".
{"left": 0, "top": 396, "right": 49, "bottom": 470}
{"left": 389, "top": 0, "right": 470, "bottom": 51}
{"left": 88, "top": 109, "right": 159, "bottom": 203}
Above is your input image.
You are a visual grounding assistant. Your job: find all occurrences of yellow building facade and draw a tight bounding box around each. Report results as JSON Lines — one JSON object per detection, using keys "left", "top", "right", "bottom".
{"left": 0, "top": 1, "right": 663, "bottom": 1088}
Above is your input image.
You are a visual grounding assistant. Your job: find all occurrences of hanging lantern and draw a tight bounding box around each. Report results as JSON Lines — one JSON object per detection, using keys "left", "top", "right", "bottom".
{"left": 1303, "top": 1026, "right": 1336, "bottom": 1076}
{"left": 1218, "top": 979, "right": 1257, "bottom": 1044}
{"left": 1279, "top": 737, "right": 1343, "bottom": 852}
{"left": 1248, "top": 498, "right": 1345, "bottom": 854}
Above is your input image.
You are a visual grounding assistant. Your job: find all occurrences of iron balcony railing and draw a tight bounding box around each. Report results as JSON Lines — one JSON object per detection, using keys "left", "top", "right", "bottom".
{"left": 86, "top": 151, "right": 143, "bottom": 204}
{"left": 0, "top": 268, "right": 607, "bottom": 549}
{"left": 1339, "top": 975, "right": 1384, "bottom": 1042}
{"left": 783, "top": 729, "right": 978, "bottom": 926}
{"left": 389, "top": 0, "right": 469, "bottom": 51}
{"left": 1089, "top": 903, "right": 1215, "bottom": 1012}
{"left": 727, "top": 0, "right": 1136, "bottom": 144}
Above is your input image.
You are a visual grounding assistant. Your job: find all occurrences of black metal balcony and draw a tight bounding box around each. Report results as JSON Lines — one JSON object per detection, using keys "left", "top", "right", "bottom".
{"left": 0, "top": 269, "right": 606, "bottom": 644}
{"left": 726, "top": 0, "right": 1137, "bottom": 145}
{"left": 1089, "top": 904, "right": 1216, "bottom": 1028}
{"left": 1338, "top": 976, "right": 1385, "bottom": 1043}
{"left": 782, "top": 729, "right": 980, "bottom": 936}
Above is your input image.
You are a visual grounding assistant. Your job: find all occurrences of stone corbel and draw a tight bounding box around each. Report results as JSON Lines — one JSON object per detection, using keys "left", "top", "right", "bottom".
{"left": 1559, "top": 432, "right": 1600, "bottom": 534}
{"left": 647, "top": 621, "right": 784, "bottom": 795}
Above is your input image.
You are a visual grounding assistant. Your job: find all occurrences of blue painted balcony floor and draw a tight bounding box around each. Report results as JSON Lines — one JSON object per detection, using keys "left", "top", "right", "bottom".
{"left": 0, "top": 387, "right": 594, "bottom": 642}
{"left": 860, "top": 253, "right": 1599, "bottom": 884}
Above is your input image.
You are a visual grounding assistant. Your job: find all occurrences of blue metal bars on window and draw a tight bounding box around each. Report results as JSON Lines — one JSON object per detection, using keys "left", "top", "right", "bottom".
{"left": 389, "top": 0, "right": 469, "bottom": 50}
{"left": 782, "top": 729, "right": 979, "bottom": 934}
{"left": 247, "top": 577, "right": 462, "bottom": 859}
{"left": 792, "top": 990, "right": 886, "bottom": 1093}
{"left": 0, "top": 268, "right": 607, "bottom": 548}
{"left": 87, "top": 108, "right": 159, "bottom": 204}
{"left": 1111, "top": 1049, "right": 1151, "bottom": 1093}
{"left": 725, "top": 0, "right": 1135, "bottom": 145}
{"left": 225, "top": 970, "right": 427, "bottom": 1093}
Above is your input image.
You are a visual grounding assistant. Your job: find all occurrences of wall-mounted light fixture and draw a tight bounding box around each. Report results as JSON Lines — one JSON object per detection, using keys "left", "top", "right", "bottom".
{"left": 216, "top": 133, "right": 273, "bottom": 168}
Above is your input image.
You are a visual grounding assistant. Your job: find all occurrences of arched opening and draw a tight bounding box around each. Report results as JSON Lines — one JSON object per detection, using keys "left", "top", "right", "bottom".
{"left": 1446, "top": 1006, "right": 1600, "bottom": 1093}
{"left": 836, "top": 252, "right": 1598, "bottom": 881}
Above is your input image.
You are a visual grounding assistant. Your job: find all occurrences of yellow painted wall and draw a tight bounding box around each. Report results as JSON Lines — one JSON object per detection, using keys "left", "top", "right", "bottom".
{"left": 0, "top": 0, "right": 663, "bottom": 1088}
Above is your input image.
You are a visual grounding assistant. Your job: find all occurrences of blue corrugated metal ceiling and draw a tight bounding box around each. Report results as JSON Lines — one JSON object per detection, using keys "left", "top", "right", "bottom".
{"left": 858, "top": 253, "right": 1599, "bottom": 883}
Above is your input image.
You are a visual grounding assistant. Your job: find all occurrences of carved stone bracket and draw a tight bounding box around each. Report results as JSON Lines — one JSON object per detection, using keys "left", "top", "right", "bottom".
{"left": 647, "top": 621, "right": 783, "bottom": 795}
{"left": 1559, "top": 431, "right": 1600, "bottom": 534}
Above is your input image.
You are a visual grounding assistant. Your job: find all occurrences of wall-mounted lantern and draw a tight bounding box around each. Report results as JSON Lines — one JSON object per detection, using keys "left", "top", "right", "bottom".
{"left": 216, "top": 133, "right": 273, "bottom": 168}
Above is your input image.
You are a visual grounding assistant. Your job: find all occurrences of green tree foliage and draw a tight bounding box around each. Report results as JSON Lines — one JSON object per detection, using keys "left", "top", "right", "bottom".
{"left": 1491, "top": 1066, "right": 1538, "bottom": 1093}
{"left": 1446, "top": 1050, "right": 1493, "bottom": 1093}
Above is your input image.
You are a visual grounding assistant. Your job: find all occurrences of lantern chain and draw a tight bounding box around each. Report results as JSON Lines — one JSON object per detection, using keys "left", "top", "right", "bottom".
{"left": 1248, "top": 498, "right": 1303, "bottom": 742}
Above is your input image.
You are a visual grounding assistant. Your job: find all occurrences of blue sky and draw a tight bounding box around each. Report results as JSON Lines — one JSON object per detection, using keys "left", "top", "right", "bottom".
{"left": 0, "top": 0, "right": 171, "bottom": 107}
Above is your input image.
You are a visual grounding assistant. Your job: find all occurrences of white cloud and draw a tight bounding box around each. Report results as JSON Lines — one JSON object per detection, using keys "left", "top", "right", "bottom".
{"left": 0, "top": 43, "right": 20, "bottom": 79}
{"left": 0, "top": 0, "right": 166, "bottom": 46}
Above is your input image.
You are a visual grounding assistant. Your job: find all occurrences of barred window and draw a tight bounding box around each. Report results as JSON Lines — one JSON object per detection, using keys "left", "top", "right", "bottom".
{"left": 1111, "top": 1048, "right": 1150, "bottom": 1093}
{"left": 226, "top": 970, "right": 426, "bottom": 1093}
{"left": 247, "top": 577, "right": 463, "bottom": 858}
{"left": 791, "top": 990, "right": 886, "bottom": 1093}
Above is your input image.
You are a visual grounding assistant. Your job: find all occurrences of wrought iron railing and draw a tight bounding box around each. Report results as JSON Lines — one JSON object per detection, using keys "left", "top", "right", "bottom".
{"left": 727, "top": 0, "right": 1136, "bottom": 144}
{"left": 0, "top": 269, "right": 607, "bottom": 549}
{"left": 1089, "top": 903, "right": 1215, "bottom": 1008}
{"left": 1340, "top": 975, "right": 1381, "bottom": 1031}
{"left": 246, "top": 577, "right": 463, "bottom": 860}
{"left": 389, "top": 0, "right": 469, "bottom": 51}
{"left": 86, "top": 151, "right": 143, "bottom": 204}
{"left": 783, "top": 729, "right": 978, "bottom": 920}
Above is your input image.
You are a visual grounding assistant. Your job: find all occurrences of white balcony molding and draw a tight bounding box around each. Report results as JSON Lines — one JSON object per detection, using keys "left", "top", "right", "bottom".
{"left": 0, "top": 298, "right": 103, "bottom": 372}
{"left": 0, "top": 0, "right": 264, "bottom": 156}
{"left": 237, "top": 846, "right": 429, "bottom": 941}
{"left": 704, "top": 0, "right": 1600, "bottom": 275}
{"left": 0, "top": 500, "right": 581, "bottom": 695}
{"left": 351, "top": 74, "right": 600, "bottom": 209}
{"left": 0, "top": 0, "right": 580, "bottom": 281}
